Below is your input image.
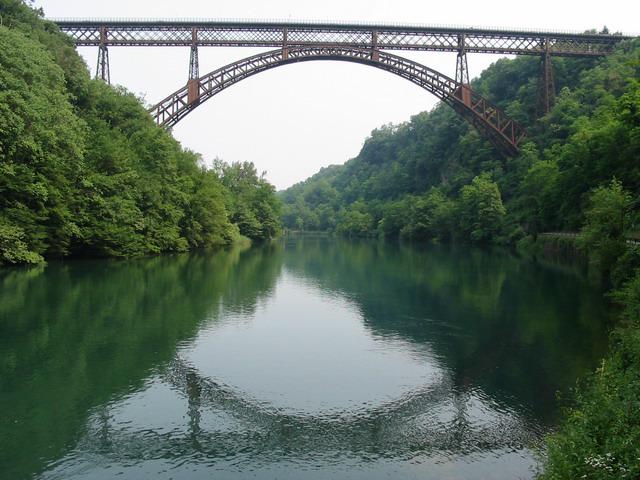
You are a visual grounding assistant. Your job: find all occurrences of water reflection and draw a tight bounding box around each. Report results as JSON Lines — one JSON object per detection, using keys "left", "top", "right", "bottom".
{"left": 0, "top": 236, "right": 610, "bottom": 479}
{"left": 0, "top": 245, "right": 282, "bottom": 479}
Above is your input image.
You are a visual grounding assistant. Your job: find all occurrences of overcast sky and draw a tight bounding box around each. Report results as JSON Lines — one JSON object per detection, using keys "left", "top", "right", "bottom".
{"left": 36, "top": 0, "right": 636, "bottom": 190}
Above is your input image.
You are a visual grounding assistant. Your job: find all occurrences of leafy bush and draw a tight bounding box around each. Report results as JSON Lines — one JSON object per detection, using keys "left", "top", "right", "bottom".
{"left": 0, "top": 220, "right": 43, "bottom": 264}
{"left": 578, "top": 179, "right": 632, "bottom": 273}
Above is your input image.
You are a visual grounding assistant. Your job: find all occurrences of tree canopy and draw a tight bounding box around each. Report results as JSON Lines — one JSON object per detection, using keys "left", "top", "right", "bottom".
{"left": 0, "top": 0, "right": 281, "bottom": 265}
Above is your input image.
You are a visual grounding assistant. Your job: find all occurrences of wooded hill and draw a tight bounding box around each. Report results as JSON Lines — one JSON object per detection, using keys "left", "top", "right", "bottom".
{"left": 281, "top": 38, "right": 639, "bottom": 244}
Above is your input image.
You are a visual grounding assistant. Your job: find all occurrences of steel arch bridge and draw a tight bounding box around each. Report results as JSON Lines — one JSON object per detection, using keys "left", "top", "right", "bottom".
{"left": 150, "top": 46, "right": 526, "bottom": 156}
{"left": 54, "top": 19, "right": 633, "bottom": 156}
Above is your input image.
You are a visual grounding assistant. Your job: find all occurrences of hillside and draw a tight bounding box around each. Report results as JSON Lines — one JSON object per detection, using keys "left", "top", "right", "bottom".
{"left": 281, "top": 39, "right": 639, "bottom": 243}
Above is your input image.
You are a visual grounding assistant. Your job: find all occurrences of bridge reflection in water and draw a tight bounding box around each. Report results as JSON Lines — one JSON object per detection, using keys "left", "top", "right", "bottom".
{"left": 72, "top": 353, "right": 538, "bottom": 473}
{"left": 0, "top": 237, "right": 611, "bottom": 479}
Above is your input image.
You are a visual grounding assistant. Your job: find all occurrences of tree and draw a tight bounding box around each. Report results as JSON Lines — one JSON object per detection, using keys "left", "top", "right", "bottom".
{"left": 0, "top": 1, "right": 282, "bottom": 263}
{"left": 578, "top": 179, "right": 632, "bottom": 273}
{"left": 218, "top": 161, "right": 282, "bottom": 240}
{"left": 519, "top": 157, "right": 560, "bottom": 235}
{"left": 399, "top": 189, "right": 455, "bottom": 241}
{"left": 458, "top": 174, "right": 507, "bottom": 243}
{"left": 0, "top": 26, "right": 86, "bottom": 259}
{"left": 335, "top": 202, "right": 374, "bottom": 237}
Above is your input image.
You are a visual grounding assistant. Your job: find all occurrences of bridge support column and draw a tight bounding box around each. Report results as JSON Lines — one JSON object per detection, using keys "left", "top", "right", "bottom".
{"left": 282, "top": 28, "right": 289, "bottom": 60}
{"left": 96, "top": 26, "right": 110, "bottom": 84}
{"left": 371, "top": 31, "right": 379, "bottom": 62}
{"left": 455, "top": 34, "right": 469, "bottom": 85}
{"left": 187, "top": 28, "right": 200, "bottom": 106}
{"left": 538, "top": 38, "right": 555, "bottom": 115}
{"left": 189, "top": 28, "right": 199, "bottom": 80}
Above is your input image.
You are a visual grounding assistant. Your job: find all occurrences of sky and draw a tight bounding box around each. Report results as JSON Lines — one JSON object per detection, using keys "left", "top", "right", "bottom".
{"left": 36, "top": 0, "right": 637, "bottom": 190}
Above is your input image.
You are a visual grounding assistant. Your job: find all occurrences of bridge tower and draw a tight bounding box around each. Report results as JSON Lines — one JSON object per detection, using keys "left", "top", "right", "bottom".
{"left": 455, "top": 34, "right": 470, "bottom": 85}
{"left": 538, "top": 38, "right": 555, "bottom": 115}
{"left": 454, "top": 34, "right": 473, "bottom": 110}
{"left": 189, "top": 28, "right": 199, "bottom": 80}
{"left": 187, "top": 28, "right": 201, "bottom": 106}
{"left": 96, "top": 26, "right": 110, "bottom": 83}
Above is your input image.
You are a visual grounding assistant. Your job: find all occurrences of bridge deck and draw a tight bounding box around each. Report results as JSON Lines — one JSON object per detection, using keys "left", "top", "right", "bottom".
{"left": 53, "top": 19, "right": 632, "bottom": 56}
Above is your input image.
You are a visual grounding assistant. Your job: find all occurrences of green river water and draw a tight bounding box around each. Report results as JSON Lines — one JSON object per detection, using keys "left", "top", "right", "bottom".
{"left": 0, "top": 235, "right": 611, "bottom": 479}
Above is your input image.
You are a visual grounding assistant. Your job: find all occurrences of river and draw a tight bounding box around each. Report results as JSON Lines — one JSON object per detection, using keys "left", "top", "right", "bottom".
{"left": 0, "top": 235, "right": 611, "bottom": 479}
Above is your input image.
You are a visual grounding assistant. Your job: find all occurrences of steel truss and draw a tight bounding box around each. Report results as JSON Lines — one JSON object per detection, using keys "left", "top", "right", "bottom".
{"left": 150, "top": 46, "right": 527, "bottom": 156}
{"left": 96, "top": 26, "right": 110, "bottom": 83}
{"left": 56, "top": 19, "right": 632, "bottom": 154}
{"left": 56, "top": 20, "right": 629, "bottom": 56}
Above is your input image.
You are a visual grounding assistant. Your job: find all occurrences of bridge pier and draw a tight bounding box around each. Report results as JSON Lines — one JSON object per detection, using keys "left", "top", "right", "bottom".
{"left": 282, "top": 27, "right": 289, "bottom": 60}
{"left": 371, "top": 31, "right": 379, "bottom": 62}
{"left": 455, "top": 34, "right": 469, "bottom": 85}
{"left": 96, "top": 26, "right": 110, "bottom": 83}
{"left": 538, "top": 38, "right": 556, "bottom": 115}
{"left": 187, "top": 28, "right": 201, "bottom": 106}
{"left": 186, "top": 371, "right": 202, "bottom": 441}
{"left": 189, "top": 28, "right": 199, "bottom": 80}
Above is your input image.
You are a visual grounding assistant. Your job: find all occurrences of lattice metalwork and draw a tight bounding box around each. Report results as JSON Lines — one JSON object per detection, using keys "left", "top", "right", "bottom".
{"left": 96, "top": 27, "right": 110, "bottom": 83}
{"left": 538, "top": 39, "right": 556, "bottom": 114}
{"left": 455, "top": 34, "right": 469, "bottom": 85}
{"left": 56, "top": 20, "right": 631, "bottom": 56}
{"left": 189, "top": 28, "right": 199, "bottom": 80}
{"left": 150, "top": 47, "right": 527, "bottom": 156}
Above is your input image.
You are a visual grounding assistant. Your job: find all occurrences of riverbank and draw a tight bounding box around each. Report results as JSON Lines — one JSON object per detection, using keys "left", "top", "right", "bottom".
{"left": 538, "top": 269, "right": 640, "bottom": 479}
{"left": 523, "top": 234, "right": 640, "bottom": 479}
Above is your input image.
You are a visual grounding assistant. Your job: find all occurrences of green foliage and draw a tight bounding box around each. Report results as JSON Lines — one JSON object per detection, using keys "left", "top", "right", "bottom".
{"left": 0, "top": 26, "right": 86, "bottom": 258}
{"left": 399, "top": 188, "right": 455, "bottom": 241}
{"left": 0, "top": 219, "right": 43, "bottom": 264}
{"left": 578, "top": 179, "right": 632, "bottom": 273}
{"left": 0, "top": 1, "right": 281, "bottom": 263}
{"left": 378, "top": 198, "right": 410, "bottom": 238}
{"left": 458, "top": 174, "right": 507, "bottom": 244}
{"left": 216, "top": 161, "right": 282, "bottom": 240}
{"left": 182, "top": 168, "right": 239, "bottom": 248}
{"left": 334, "top": 201, "right": 374, "bottom": 237}
{"left": 518, "top": 154, "right": 560, "bottom": 234}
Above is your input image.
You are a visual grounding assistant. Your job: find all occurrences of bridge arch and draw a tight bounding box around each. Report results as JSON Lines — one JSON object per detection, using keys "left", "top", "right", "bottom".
{"left": 150, "top": 46, "right": 527, "bottom": 155}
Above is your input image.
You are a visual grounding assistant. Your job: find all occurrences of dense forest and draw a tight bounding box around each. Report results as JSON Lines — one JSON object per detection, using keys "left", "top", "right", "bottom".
{"left": 0, "top": 0, "right": 281, "bottom": 265}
